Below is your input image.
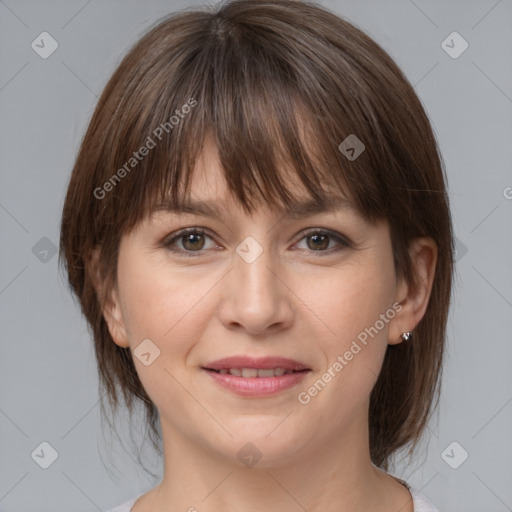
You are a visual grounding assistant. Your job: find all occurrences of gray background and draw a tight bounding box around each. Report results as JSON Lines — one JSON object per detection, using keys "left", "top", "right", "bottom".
{"left": 1, "top": 0, "right": 511, "bottom": 510}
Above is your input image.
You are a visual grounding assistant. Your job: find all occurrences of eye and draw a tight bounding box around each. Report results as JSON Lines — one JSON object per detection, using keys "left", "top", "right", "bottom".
{"left": 294, "top": 229, "right": 350, "bottom": 255}
{"left": 162, "top": 227, "right": 350, "bottom": 257}
{"left": 163, "top": 228, "right": 220, "bottom": 256}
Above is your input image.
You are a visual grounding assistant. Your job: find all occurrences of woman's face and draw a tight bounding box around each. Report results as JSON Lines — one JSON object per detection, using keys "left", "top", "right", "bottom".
{"left": 105, "top": 135, "right": 419, "bottom": 467}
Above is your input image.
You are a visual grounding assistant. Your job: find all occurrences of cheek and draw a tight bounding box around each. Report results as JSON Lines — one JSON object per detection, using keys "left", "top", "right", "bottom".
{"left": 299, "top": 252, "right": 397, "bottom": 395}
{"left": 116, "top": 249, "right": 214, "bottom": 359}
{"left": 115, "top": 250, "right": 216, "bottom": 412}
{"left": 303, "top": 259, "right": 395, "bottom": 345}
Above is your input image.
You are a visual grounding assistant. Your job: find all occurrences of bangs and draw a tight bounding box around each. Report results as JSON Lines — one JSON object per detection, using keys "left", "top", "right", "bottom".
{"left": 93, "top": 10, "right": 394, "bottom": 237}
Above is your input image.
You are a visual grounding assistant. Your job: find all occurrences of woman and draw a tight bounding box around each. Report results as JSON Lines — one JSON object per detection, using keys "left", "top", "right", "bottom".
{"left": 59, "top": 1, "right": 454, "bottom": 510}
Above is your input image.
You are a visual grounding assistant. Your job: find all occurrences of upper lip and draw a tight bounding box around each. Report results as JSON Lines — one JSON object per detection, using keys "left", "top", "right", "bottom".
{"left": 203, "top": 356, "right": 310, "bottom": 371}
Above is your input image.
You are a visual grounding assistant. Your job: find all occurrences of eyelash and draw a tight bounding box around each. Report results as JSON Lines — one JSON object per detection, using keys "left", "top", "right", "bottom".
{"left": 162, "top": 227, "right": 351, "bottom": 257}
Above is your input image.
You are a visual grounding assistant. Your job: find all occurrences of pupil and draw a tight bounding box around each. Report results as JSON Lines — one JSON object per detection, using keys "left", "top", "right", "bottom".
{"left": 180, "top": 233, "right": 329, "bottom": 252}
{"left": 309, "top": 234, "right": 328, "bottom": 250}
{"left": 183, "top": 233, "right": 204, "bottom": 251}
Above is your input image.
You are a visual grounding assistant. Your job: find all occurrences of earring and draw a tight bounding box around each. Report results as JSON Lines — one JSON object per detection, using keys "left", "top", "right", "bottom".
{"left": 401, "top": 332, "right": 411, "bottom": 342}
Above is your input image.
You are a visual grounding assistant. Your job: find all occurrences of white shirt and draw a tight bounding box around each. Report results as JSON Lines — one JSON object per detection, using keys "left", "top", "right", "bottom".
{"left": 106, "top": 484, "right": 439, "bottom": 511}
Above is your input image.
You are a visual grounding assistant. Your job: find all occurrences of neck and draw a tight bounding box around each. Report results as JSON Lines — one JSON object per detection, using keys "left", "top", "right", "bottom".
{"left": 134, "top": 414, "right": 413, "bottom": 512}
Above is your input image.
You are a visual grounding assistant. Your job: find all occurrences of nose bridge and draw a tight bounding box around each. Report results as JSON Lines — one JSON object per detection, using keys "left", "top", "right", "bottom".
{"left": 220, "top": 234, "right": 293, "bottom": 334}
{"left": 236, "top": 237, "right": 276, "bottom": 298}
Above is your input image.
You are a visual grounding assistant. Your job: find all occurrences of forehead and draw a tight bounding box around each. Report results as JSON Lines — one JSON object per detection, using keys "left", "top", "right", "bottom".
{"left": 151, "top": 134, "right": 356, "bottom": 220}
{"left": 151, "top": 195, "right": 356, "bottom": 224}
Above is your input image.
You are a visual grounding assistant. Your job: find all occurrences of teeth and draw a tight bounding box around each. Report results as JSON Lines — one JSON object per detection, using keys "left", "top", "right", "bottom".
{"left": 257, "top": 368, "right": 275, "bottom": 378}
{"left": 220, "top": 367, "right": 295, "bottom": 377}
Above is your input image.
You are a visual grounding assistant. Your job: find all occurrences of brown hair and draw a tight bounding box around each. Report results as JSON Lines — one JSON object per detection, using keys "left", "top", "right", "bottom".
{"left": 59, "top": 0, "right": 454, "bottom": 471}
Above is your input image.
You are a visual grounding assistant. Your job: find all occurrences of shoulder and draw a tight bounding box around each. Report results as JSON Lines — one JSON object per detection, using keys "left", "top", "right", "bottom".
{"left": 104, "top": 496, "right": 139, "bottom": 512}
{"left": 392, "top": 475, "right": 439, "bottom": 512}
{"left": 104, "top": 486, "right": 440, "bottom": 512}
{"left": 410, "top": 486, "right": 440, "bottom": 512}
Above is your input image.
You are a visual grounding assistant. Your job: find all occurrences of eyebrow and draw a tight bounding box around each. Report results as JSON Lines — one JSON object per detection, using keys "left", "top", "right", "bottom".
{"left": 151, "top": 196, "right": 356, "bottom": 221}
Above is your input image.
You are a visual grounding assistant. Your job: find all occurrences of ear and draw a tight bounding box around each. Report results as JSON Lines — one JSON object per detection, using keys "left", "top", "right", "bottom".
{"left": 388, "top": 237, "right": 438, "bottom": 345}
{"left": 87, "top": 248, "right": 130, "bottom": 348}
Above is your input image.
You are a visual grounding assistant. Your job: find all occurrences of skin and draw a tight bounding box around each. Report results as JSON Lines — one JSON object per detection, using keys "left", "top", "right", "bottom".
{"left": 99, "top": 134, "right": 437, "bottom": 512}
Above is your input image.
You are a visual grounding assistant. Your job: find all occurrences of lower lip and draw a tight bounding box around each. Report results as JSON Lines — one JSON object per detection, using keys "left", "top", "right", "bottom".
{"left": 203, "top": 369, "right": 309, "bottom": 397}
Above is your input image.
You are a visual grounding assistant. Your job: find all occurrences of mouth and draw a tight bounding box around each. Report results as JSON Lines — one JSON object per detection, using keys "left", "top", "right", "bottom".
{"left": 201, "top": 356, "right": 311, "bottom": 397}
{"left": 203, "top": 355, "right": 310, "bottom": 372}
{"left": 202, "top": 363, "right": 312, "bottom": 399}
{"left": 204, "top": 367, "right": 309, "bottom": 377}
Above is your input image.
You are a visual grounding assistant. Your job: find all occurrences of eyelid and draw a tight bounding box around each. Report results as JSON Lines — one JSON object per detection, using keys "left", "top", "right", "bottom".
{"left": 162, "top": 226, "right": 351, "bottom": 256}
{"left": 292, "top": 227, "right": 351, "bottom": 254}
{"left": 297, "top": 227, "right": 350, "bottom": 243}
{"left": 162, "top": 227, "right": 220, "bottom": 254}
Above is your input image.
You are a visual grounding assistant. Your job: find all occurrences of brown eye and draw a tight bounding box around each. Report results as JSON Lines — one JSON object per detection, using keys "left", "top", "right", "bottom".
{"left": 306, "top": 233, "right": 330, "bottom": 251}
{"left": 295, "top": 229, "right": 350, "bottom": 255}
{"left": 181, "top": 232, "right": 205, "bottom": 251}
{"left": 163, "top": 228, "right": 218, "bottom": 256}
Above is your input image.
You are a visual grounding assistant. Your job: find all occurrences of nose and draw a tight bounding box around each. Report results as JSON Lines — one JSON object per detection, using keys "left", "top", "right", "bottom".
{"left": 217, "top": 240, "right": 295, "bottom": 337}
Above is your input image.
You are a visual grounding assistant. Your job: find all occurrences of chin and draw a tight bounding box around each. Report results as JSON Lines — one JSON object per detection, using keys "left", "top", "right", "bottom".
{"left": 204, "top": 423, "right": 312, "bottom": 468}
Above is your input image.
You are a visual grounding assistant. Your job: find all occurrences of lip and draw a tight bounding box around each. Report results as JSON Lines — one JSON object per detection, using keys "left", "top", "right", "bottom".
{"left": 203, "top": 355, "right": 311, "bottom": 397}
{"left": 202, "top": 356, "right": 311, "bottom": 397}
{"left": 203, "top": 368, "right": 310, "bottom": 397}
{"left": 203, "top": 356, "right": 310, "bottom": 371}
